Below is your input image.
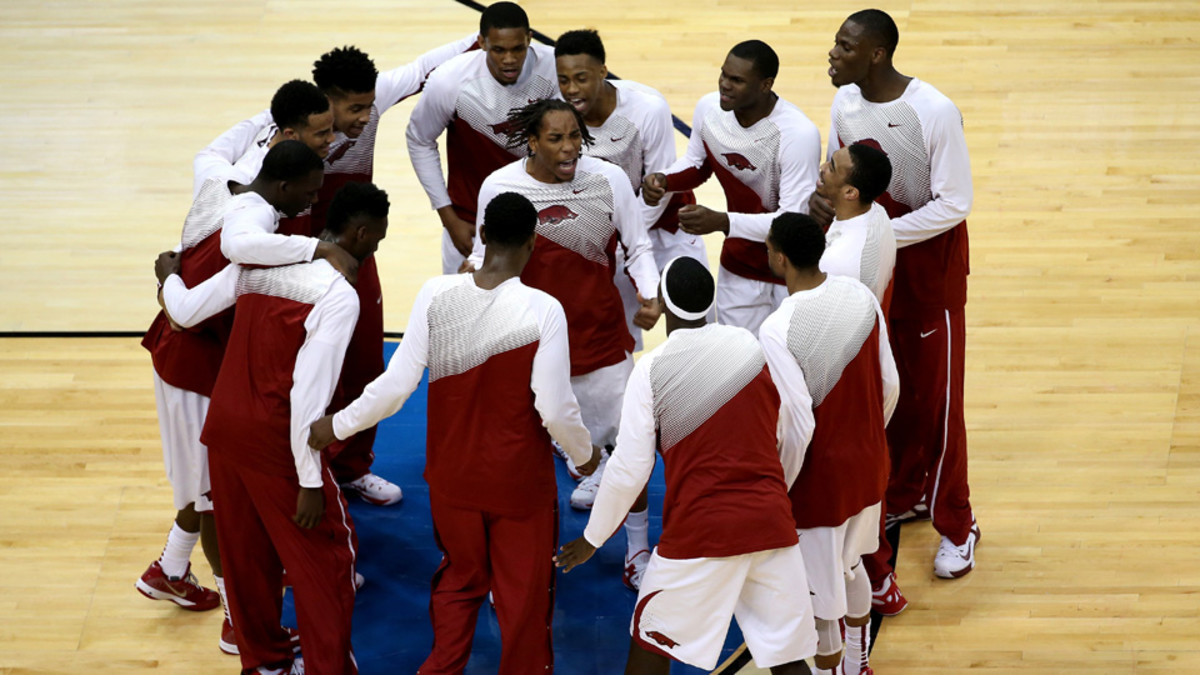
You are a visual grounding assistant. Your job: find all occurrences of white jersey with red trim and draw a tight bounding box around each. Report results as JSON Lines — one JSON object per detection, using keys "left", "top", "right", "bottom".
{"left": 406, "top": 43, "right": 561, "bottom": 216}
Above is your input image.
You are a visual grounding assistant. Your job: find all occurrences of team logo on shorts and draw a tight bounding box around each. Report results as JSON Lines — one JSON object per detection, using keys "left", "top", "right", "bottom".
{"left": 537, "top": 204, "right": 579, "bottom": 226}
{"left": 722, "top": 152, "right": 757, "bottom": 172}
{"left": 633, "top": 590, "right": 681, "bottom": 650}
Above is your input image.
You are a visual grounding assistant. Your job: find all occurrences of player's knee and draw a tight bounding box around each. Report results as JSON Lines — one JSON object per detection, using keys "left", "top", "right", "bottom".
{"left": 814, "top": 617, "right": 843, "bottom": 664}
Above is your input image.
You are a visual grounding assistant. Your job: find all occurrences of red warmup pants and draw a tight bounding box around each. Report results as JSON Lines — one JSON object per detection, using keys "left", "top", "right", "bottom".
{"left": 210, "top": 450, "right": 358, "bottom": 675}
{"left": 864, "top": 307, "right": 973, "bottom": 585}
{"left": 418, "top": 495, "right": 558, "bottom": 675}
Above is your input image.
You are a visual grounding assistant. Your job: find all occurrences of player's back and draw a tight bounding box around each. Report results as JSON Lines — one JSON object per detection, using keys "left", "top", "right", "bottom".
{"left": 646, "top": 323, "right": 797, "bottom": 559}
{"left": 421, "top": 274, "right": 562, "bottom": 514}
{"left": 763, "top": 276, "right": 888, "bottom": 528}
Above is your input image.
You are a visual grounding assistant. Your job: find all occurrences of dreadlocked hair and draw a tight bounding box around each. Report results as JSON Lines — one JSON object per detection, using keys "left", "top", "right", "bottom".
{"left": 502, "top": 99, "right": 594, "bottom": 155}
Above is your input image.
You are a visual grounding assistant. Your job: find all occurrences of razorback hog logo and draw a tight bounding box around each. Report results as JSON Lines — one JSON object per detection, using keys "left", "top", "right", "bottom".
{"left": 645, "top": 631, "right": 680, "bottom": 649}
{"left": 722, "top": 152, "right": 757, "bottom": 171}
{"left": 489, "top": 120, "right": 517, "bottom": 136}
{"left": 537, "top": 204, "right": 578, "bottom": 226}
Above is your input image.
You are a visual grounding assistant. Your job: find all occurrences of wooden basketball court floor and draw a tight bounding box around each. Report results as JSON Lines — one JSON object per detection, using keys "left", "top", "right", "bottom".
{"left": 2, "top": 0, "right": 1199, "bottom": 672}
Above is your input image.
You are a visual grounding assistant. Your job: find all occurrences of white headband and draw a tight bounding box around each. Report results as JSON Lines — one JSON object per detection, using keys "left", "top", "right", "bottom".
{"left": 660, "top": 256, "right": 713, "bottom": 321}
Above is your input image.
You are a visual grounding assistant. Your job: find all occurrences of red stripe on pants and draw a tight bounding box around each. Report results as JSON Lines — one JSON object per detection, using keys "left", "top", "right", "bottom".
{"left": 210, "top": 450, "right": 358, "bottom": 675}
{"left": 418, "top": 495, "right": 557, "bottom": 674}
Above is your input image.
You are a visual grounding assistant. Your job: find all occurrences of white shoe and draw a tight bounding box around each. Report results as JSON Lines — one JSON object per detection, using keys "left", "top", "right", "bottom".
{"left": 623, "top": 549, "right": 650, "bottom": 591}
{"left": 934, "top": 521, "right": 980, "bottom": 579}
{"left": 569, "top": 454, "right": 607, "bottom": 510}
{"left": 355, "top": 572, "right": 365, "bottom": 590}
{"left": 341, "top": 473, "right": 403, "bottom": 506}
{"left": 289, "top": 656, "right": 305, "bottom": 675}
{"left": 552, "top": 441, "right": 583, "bottom": 481}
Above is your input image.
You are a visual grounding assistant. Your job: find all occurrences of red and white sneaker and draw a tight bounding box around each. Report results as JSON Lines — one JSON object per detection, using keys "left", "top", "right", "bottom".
{"left": 284, "top": 625, "right": 301, "bottom": 654}
{"left": 934, "top": 521, "right": 981, "bottom": 579}
{"left": 135, "top": 561, "right": 220, "bottom": 611}
{"left": 885, "top": 497, "right": 930, "bottom": 528}
{"left": 552, "top": 442, "right": 584, "bottom": 481}
{"left": 871, "top": 572, "right": 908, "bottom": 616}
{"left": 219, "top": 617, "right": 238, "bottom": 655}
{"left": 341, "top": 473, "right": 403, "bottom": 506}
{"left": 623, "top": 549, "right": 650, "bottom": 592}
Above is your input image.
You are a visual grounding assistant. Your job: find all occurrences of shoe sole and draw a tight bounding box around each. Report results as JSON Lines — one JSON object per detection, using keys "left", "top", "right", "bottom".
{"left": 219, "top": 639, "right": 239, "bottom": 655}
{"left": 135, "top": 579, "right": 218, "bottom": 611}
{"left": 343, "top": 489, "right": 402, "bottom": 506}
{"left": 568, "top": 499, "right": 595, "bottom": 511}
{"left": 873, "top": 601, "right": 908, "bottom": 617}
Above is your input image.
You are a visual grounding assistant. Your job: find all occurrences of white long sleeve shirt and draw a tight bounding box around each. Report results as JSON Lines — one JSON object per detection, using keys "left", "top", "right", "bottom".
{"left": 163, "top": 260, "right": 358, "bottom": 487}
{"left": 330, "top": 274, "right": 593, "bottom": 468}
{"left": 819, "top": 201, "right": 897, "bottom": 304}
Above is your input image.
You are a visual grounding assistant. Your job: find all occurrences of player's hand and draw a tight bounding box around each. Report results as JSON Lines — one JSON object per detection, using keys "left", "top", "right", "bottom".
{"left": 808, "top": 192, "right": 835, "bottom": 229}
{"left": 457, "top": 259, "right": 476, "bottom": 274}
{"left": 678, "top": 205, "right": 730, "bottom": 236}
{"left": 308, "top": 415, "right": 337, "bottom": 450}
{"left": 294, "top": 487, "right": 325, "bottom": 529}
{"left": 641, "top": 173, "right": 668, "bottom": 207}
{"left": 575, "top": 445, "right": 602, "bottom": 477}
{"left": 155, "top": 250, "right": 181, "bottom": 284}
{"left": 315, "top": 241, "right": 360, "bottom": 285}
{"left": 440, "top": 208, "right": 476, "bottom": 257}
{"left": 554, "top": 536, "right": 597, "bottom": 573}
{"left": 633, "top": 293, "right": 662, "bottom": 330}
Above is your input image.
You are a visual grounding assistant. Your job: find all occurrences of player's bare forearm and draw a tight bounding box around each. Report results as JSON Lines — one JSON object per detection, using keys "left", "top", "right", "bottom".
{"left": 438, "top": 206, "right": 476, "bottom": 257}
{"left": 554, "top": 536, "right": 597, "bottom": 573}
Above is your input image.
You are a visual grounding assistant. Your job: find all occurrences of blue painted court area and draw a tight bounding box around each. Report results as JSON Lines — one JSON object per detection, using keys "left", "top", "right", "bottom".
{"left": 283, "top": 343, "right": 742, "bottom": 674}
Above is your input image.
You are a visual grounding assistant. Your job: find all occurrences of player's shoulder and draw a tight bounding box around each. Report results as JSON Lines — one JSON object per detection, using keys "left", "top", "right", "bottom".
{"left": 612, "top": 79, "right": 668, "bottom": 105}
{"left": 759, "top": 300, "right": 794, "bottom": 340}
{"left": 830, "top": 83, "right": 864, "bottom": 110}
{"left": 578, "top": 154, "right": 626, "bottom": 184}
{"left": 224, "top": 190, "right": 270, "bottom": 215}
{"left": 904, "top": 78, "right": 962, "bottom": 119}
{"left": 527, "top": 43, "right": 558, "bottom": 73}
{"left": 482, "top": 156, "right": 527, "bottom": 186}
{"left": 696, "top": 90, "right": 721, "bottom": 110}
{"left": 826, "top": 272, "right": 877, "bottom": 301}
{"left": 772, "top": 96, "right": 820, "bottom": 137}
{"left": 426, "top": 49, "right": 485, "bottom": 85}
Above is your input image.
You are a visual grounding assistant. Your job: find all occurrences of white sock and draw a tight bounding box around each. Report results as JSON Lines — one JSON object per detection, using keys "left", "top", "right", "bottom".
{"left": 159, "top": 524, "right": 199, "bottom": 579}
{"left": 214, "top": 575, "right": 231, "bottom": 624}
{"left": 624, "top": 509, "right": 649, "bottom": 558}
{"left": 844, "top": 621, "right": 870, "bottom": 674}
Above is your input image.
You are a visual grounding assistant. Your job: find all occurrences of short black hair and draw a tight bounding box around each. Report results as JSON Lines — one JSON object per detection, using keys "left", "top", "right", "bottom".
{"left": 258, "top": 140, "right": 324, "bottom": 183}
{"left": 312, "top": 46, "right": 378, "bottom": 96}
{"left": 846, "top": 143, "right": 893, "bottom": 204}
{"left": 483, "top": 192, "right": 537, "bottom": 248}
{"left": 326, "top": 182, "right": 390, "bottom": 236}
{"left": 502, "top": 99, "right": 594, "bottom": 154}
{"left": 768, "top": 212, "right": 826, "bottom": 270}
{"left": 847, "top": 9, "right": 900, "bottom": 57}
{"left": 555, "top": 29, "right": 605, "bottom": 64}
{"left": 480, "top": 1, "right": 530, "bottom": 35}
{"left": 662, "top": 257, "right": 714, "bottom": 316}
{"left": 729, "top": 40, "right": 779, "bottom": 80}
{"left": 270, "top": 80, "right": 330, "bottom": 132}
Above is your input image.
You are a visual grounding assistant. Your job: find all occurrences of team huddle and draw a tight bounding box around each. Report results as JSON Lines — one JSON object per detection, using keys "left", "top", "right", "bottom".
{"left": 137, "top": 3, "right": 976, "bottom": 674}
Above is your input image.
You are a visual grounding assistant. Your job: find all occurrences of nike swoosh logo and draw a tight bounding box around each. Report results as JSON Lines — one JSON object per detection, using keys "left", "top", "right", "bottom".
{"left": 920, "top": 329, "right": 937, "bottom": 338}
{"left": 573, "top": 189, "right": 585, "bottom": 194}
{"left": 887, "top": 122, "right": 902, "bottom": 128}
{"left": 610, "top": 136, "right": 625, "bottom": 142}
{"left": 528, "top": 98, "right": 538, "bottom": 104}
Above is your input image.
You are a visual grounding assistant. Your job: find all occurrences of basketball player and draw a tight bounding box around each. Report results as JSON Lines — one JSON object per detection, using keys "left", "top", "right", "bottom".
{"left": 406, "top": 2, "right": 561, "bottom": 274}
{"left": 554, "top": 28, "right": 705, "bottom": 353}
{"left": 155, "top": 181, "right": 392, "bottom": 675}
{"left": 469, "top": 99, "right": 662, "bottom": 590}
{"left": 138, "top": 141, "right": 350, "bottom": 655}
{"left": 641, "top": 40, "right": 820, "bottom": 335}
{"left": 556, "top": 256, "right": 816, "bottom": 675}
{"left": 193, "top": 80, "right": 334, "bottom": 198}
{"left": 817, "top": 142, "right": 896, "bottom": 306}
{"left": 761, "top": 213, "right": 899, "bottom": 675}
{"left": 814, "top": 9, "right": 977, "bottom": 610}
{"left": 308, "top": 192, "right": 599, "bottom": 675}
